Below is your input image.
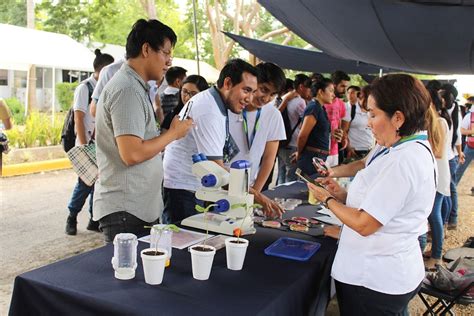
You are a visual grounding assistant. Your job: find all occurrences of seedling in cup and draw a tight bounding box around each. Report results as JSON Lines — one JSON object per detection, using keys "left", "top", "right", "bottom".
{"left": 194, "top": 204, "right": 218, "bottom": 247}
{"left": 144, "top": 224, "right": 179, "bottom": 256}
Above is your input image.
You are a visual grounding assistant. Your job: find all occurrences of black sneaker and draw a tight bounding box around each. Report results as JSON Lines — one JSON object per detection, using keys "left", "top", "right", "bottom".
{"left": 86, "top": 219, "right": 100, "bottom": 232}
{"left": 66, "top": 215, "right": 77, "bottom": 235}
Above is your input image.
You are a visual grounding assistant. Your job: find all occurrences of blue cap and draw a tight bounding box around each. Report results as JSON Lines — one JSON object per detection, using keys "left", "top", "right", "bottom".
{"left": 230, "top": 160, "right": 251, "bottom": 169}
{"left": 214, "top": 199, "right": 230, "bottom": 213}
{"left": 201, "top": 174, "right": 217, "bottom": 187}
{"left": 192, "top": 154, "right": 201, "bottom": 163}
{"left": 199, "top": 153, "right": 207, "bottom": 161}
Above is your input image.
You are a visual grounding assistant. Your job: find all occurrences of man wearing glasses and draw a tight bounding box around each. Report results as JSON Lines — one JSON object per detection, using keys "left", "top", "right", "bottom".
{"left": 93, "top": 19, "right": 193, "bottom": 242}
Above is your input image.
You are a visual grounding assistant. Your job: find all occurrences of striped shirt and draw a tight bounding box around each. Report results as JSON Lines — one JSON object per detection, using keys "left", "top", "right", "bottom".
{"left": 93, "top": 63, "right": 164, "bottom": 222}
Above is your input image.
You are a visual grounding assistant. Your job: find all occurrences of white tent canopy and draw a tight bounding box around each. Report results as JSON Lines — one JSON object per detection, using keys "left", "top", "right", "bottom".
{"left": 93, "top": 43, "right": 220, "bottom": 83}
{"left": 0, "top": 23, "right": 95, "bottom": 72}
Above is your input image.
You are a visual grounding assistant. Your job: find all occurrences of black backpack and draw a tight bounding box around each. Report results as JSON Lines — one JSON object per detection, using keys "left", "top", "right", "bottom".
{"left": 279, "top": 107, "right": 302, "bottom": 148}
{"left": 61, "top": 81, "right": 94, "bottom": 152}
{"left": 350, "top": 104, "right": 356, "bottom": 122}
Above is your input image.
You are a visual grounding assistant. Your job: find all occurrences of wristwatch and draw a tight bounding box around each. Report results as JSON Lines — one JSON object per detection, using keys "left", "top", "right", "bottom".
{"left": 323, "top": 196, "right": 336, "bottom": 208}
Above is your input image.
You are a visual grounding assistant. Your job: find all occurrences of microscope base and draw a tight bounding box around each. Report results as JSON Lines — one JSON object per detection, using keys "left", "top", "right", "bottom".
{"left": 181, "top": 213, "right": 256, "bottom": 236}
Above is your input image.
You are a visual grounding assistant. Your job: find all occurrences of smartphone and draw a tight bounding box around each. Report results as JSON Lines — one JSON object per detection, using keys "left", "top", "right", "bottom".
{"left": 178, "top": 100, "right": 193, "bottom": 121}
{"left": 312, "top": 157, "right": 328, "bottom": 172}
{"left": 295, "top": 168, "right": 324, "bottom": 188}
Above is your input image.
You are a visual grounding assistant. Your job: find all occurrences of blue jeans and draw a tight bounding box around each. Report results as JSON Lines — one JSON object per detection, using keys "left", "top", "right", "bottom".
{"left": 455, "top": 145, "right": 473, "bottom": 185}
{"left": 68, "top": 178, "right": 94, "bottom": 217}
{"left": 428, "top": 192, "right": 446, "bottom": 259}
{"left": 296, "top": 150, "right": 328, "bottom": 178}
{"left": 441, "top": 194, "right": 452, "bottom": 225}
{"left": 162, "top": 187, "right": 198, "bottom": 224}
{"left": 447, "top": 157, "right": 459, "bottom": 224}
{"left": 277, "top": 146, "right": 297, "bottom": 184}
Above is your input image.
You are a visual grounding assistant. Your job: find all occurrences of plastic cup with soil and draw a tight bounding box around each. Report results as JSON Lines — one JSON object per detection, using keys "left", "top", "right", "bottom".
{"left": 141, "top": 248, "right": 168, "bottom": 285}
{"left": 225, "top": 237, "right": 249, "bottom": 271}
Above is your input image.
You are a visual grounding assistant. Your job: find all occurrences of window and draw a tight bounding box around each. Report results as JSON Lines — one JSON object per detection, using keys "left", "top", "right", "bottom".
{"left": 0, "top": 69, "right": 8, "bottom": 86}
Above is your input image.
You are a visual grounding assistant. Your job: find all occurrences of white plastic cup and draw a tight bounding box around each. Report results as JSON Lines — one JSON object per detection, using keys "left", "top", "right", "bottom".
{"left": 112, "top": 233, "right": 138, "bottom": 280}
{"left": 225, "top": 237, "right": 249, "bottom": 271}
{"left": 141, "top": 248, "right": 168, "bottom": 285}
{"left": 190, "top": 245, "right": 216, "bottom": 280}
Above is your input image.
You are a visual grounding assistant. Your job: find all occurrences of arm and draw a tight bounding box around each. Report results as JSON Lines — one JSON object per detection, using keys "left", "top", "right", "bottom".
{"left": 340, "top": 120, "right": 350, "bottom": 150}
{"left": 252, "top": 140, "right": 279, "bottom": 192}
{"left": 308, "top": 182, "right": 382, "bottom": 236}
{"left": 74, "top": 111, "right": 88, "bottom": 145}
{"left": 154, "top": 94, "right": 164, "bottom": 125}
{"left": 277, "top": 90, "right": 299, "bottom": 112}
{"left": 461, "top": 127, "right": 474, "bottom": 136}
{"left": 90, "top": 99, "right": 97, "bottom": 117}
{"left": 330, "top": 157, "right": 367, "bottom": 177}
{"left": 296, "top": 115, "right": 316, "bottom": 156}
{"left": 116, "top": 117, "right": 193, "bottom": 166}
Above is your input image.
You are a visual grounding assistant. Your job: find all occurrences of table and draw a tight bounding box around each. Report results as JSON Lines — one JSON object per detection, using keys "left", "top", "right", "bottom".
{"left": 9, "top": 182, "right": 337, "bottom": 316}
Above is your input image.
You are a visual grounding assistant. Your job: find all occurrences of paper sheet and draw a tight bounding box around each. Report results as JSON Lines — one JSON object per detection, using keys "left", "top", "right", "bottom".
{"left": 139, "top": 228, "right": 214, "bottom": 250}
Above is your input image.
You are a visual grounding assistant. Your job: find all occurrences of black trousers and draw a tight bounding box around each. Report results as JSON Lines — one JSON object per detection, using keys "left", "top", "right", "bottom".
{"left": 335, "top": 280, "right": 421, "bottom": 316}
{"left": 99, "top": 211, "right": 157, "bottom": 243}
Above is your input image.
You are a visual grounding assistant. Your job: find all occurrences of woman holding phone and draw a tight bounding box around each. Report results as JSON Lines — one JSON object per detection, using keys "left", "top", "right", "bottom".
{"left": 295, "top": 78, "right": 333, "bottom": 176}
{"left": 308, "top": 74, "right": 436, "bottom": 315}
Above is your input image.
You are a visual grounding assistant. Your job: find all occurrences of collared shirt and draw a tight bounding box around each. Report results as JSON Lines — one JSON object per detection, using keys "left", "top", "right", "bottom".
{"left": 163, "top": 86, "right": 227, "bottom": 191}
{"left": 94, "top": 63, "right": 163, "bottom": 223}
{"left": 73, "top": 75, "right": 96, "bottom": 145}
{"left": 332, "top": 137, "right": 436, "bottom": 295}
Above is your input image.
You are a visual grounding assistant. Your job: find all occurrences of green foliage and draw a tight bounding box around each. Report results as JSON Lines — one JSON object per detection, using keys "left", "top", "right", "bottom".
{"left": 195, "top": 203, "right": 218, "bottom": 245}
{"left": 0, "top": 0, "right": 26, "bottom": 26}
{"left": 5, "top": 111, "right": 65, "bottom": 148}
{"left": 4, "top": 97, "right": 26, "bottom": 125}
{"left": 56, "top": 82, "right": 78, "bottom": 112}
{"left": 147, "top": 224, "right": 179, "bottom": 255}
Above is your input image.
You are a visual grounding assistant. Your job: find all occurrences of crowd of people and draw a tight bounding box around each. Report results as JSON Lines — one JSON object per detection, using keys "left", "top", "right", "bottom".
{"left": 60, "top": 18, "right": 473, "bottom": 314}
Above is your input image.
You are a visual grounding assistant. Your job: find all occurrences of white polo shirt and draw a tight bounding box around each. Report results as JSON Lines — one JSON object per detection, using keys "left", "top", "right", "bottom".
{"left": 227, "top": 102, "right": 286, "bottom": 184}
{"left": 343, "top": 103, "right": 374, "bottom": 151}
{"left": 91, "top": 58, "right": 125, "bottom": 102}
{"left": 332, "top": 137, "right": 436, "bottom": 295}
{"left": 163, "top": 87, "right": 227, "bottom": 191}
{"left": 73, "top": 75, "right": 96, "bottom": 145}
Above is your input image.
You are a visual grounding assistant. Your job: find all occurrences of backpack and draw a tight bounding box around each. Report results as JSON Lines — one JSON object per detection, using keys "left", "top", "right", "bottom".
{"left": 279, "top": 107, "right": 301, "bottom": 148}
{"left": 61, "top": 81, "right": 94, "bottom": 153}
{"left": 467, "top": 112, "right": 474, "bottom": 149}
{"left": 350, "top": 104, "right": 356, "bottom": 122}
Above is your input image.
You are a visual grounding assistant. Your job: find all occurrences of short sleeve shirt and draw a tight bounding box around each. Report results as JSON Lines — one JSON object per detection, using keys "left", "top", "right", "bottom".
{"left": 332, "top": 137, "right": 437, "bottom": 294}
{"left": 226, "top": 102, "right": 286, "bottom": 184}
{"left": 324, "top": 97, "right": 347, "bottom": 155}
{"left": 91, "top": 59, "right": 125, "bottom": 101}
{"left": 343, "top": 103, "right": 374, "bottom": 151}
{"left": 303, "top": 100, "right": 330, "bottom": 151}
{"left": 163, "top": 87, "right": 227, "bottom": 191}
{"left": 93, "top": 63, "right": 163, "bottom": 223}
{"left": 73, "top": 75, "right": 96, "bottom": 145}
{"left": 286, "top": 96, "right": 307, "bottom": 147}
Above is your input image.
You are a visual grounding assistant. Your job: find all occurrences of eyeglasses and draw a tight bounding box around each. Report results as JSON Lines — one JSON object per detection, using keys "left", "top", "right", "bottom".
{"left": 182, "top": 88, "right": 199, "bottom": 98}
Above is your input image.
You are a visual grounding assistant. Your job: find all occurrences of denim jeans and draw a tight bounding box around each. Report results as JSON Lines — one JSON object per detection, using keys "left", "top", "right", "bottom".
{"left": 441, "top": 194, "right": 452, "bottom": 225}
{"left": 428, "top": 192, "right": 446, "bottom": 259}
{"left": 296, "top": 150, "right": 328, "bottom": 178}
{"left": 67, "top": 178, "right": 94, "bottom": 217}
{"left": 99, "top": 211, "right": 157, "bottom": 243}
{"left": 455, "top": 145, "right": 473, "bottom": 185}
{"left": 161, "top": 187, "right": 198, "bottom": 224}
{"left": 277, "top": 146, "right": 297, "bottom": 184}
{"left": 447, "top": 157, "right": 459, "bottom": 224}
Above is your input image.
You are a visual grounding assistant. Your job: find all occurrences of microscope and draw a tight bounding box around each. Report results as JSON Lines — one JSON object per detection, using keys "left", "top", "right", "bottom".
{"left": 180, "top": 153, "right": 256, "bottom": 236}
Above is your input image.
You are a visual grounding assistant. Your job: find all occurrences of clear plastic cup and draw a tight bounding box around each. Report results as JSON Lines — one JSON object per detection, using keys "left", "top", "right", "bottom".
{"left": 112, "top": 233, "right": 138, "bottom": 280}
{"left": 150, "top": 224, "right": 173, "bottom": 267}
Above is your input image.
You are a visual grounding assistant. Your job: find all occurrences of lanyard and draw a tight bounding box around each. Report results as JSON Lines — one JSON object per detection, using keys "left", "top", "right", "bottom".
{"left": 242, "top": 108, "right": 261, "bottom": 150}
{"left": 367, "top": 134, "right": 428, "bottom": 166}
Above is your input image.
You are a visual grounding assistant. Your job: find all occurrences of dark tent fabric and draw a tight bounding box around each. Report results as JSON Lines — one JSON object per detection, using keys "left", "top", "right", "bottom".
{"left": 224, "top": 32, "right": 397, "bottom": 74}
{"left": 259, "top": 0, "right": 474, "bottom": 75}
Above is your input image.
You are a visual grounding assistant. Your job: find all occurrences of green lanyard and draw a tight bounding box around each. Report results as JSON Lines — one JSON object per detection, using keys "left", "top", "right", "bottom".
{"left": 242, "top": 108, "right": 261, "bottom": 150}
{"left": 367, "top": 134, "right": 428, "bottom": 166}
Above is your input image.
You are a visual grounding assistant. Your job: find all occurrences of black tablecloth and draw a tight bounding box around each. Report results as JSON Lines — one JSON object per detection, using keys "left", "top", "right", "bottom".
{"left": 9, "top": 181, "right": 337, "bottom": 316}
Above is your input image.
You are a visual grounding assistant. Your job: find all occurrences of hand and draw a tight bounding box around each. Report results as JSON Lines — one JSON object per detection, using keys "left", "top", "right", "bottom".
{"left": 332, "top": 128, "right": 343, "bottom": 142}
{"left": 307, "top": 182, "right": 332, "bottom": 204}
{"left": 346, "top": 146, "right": 356, "bottom": 159}
{"left": 340, "top": 136, "right": 348, "bottom": 150}
{"left": 284, "top": 90, "right": 299, "bottom": 101}
{"left": 169, "top": 116, "right": 194, "bottom": 140}
{"left": 290, "top": 151, "right": 299, "bottom": 164}
{"left": 458, "top": 152, "right": 465, "bottom": 164}
{"left": 253, "top": 190, "right": 284, "bottom": 218}
{"left": 316, "top": 177, "right": 346, "bottom": 201}
{"left": 312, "top": 162, "right": 334, "bottom": 177}
{"left": 323, "top": 226, "right": 341, "bottom": 239}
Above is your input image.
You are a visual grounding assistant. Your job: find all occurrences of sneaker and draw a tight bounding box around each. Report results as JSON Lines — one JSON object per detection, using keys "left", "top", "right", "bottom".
{"left": 471, "top": 187, "right": 474, "bottom": 196}
{"left": 65, "top": 215, "right": 77, "bottom": 235}
{"left": 447, "top": 223, "right": 457, "bottom": 230}
{"left": 86, "top": 219, "right": 100, "bottom": 232}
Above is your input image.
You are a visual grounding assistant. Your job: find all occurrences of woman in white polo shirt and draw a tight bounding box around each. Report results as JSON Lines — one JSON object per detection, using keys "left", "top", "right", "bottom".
{"left": 308, "top": 74, "right": 436, "bottom": 315}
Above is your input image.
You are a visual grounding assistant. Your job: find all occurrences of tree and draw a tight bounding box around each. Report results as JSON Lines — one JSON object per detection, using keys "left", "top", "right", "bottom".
{"left": 0, "top": 0, "right": 26, "bottom": 26}
{"left": 26, "top": 0, "right": 37, "bottom": 112}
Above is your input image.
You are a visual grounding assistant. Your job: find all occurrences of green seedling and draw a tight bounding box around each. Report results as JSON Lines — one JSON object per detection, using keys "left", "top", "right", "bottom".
{"left": 230, "top": 202, "right": 262, "bottom": 242}
{"left": 195, "top": 204, "right": 218, "bottom": 246}
{"left": 145, "top": 224, "right": 179, "bottom": 256}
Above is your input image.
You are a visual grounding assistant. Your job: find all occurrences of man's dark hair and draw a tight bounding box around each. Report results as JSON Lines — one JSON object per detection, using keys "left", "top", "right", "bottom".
{"left": 370, "top": 74, "right": 430, "bottom": 136}
{"left": 93, "top": 49, "right": 114, "bottom": 72}
{"left": 294, "top": 74, "right": 311, "bottom": 89}
{"left": 331, "top": 70, "right": 350, "bottom": 85}
{"left": 165, "top": 66, "right": 187, "bottom": 85}
{"left": 284, "top": 79, "right": 294, "bottom": 93}
{"left": 126, "top": 19, "right": 177, "bottom": 59}
{"left": 426, "top": 80, "right": 442, "bottom": 91}
{"left": 256, "top": 62, "right": 286, "bottom": 94}
{"left": 311, "top": 72, "right": 325, "bottom": 83}
{"left": 347, "top": 85, "right": 361, "bottom": 93}
{"left": 216, "top": 59, "right": 258, "bottom": 88}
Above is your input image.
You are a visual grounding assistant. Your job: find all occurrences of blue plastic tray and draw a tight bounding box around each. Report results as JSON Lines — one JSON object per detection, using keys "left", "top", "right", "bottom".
{"left": 264, "top": 237, "right": 321, "bottom": 261}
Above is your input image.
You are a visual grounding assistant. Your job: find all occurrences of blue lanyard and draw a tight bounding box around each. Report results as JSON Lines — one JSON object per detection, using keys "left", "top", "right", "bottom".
{"left": 367, "top": 134, "right": 428, "bottom": 166}
{"left": 242, "top": 108, "right": 261, "bottom": 150}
